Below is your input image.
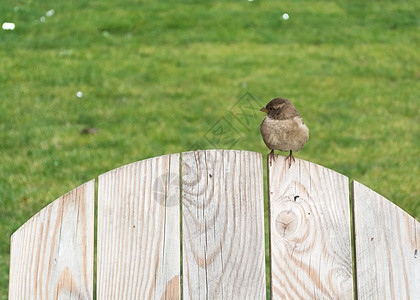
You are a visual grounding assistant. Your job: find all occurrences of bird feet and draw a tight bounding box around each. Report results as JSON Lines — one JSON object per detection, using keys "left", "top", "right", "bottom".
{"left": 267, "top": 150, "right": 275, "bottom": 166}
{"left": 268, "top": 150, "right": 295, "bottom": 168}
{"left": 286, "top": 150, "right": 295, "bottom": 168}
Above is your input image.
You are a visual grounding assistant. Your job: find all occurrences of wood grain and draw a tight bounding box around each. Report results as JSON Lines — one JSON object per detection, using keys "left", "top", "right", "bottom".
{"left": 97, "top": 154, "right": 180, "bottom": 299}
{"left": 8, "top": 180, "right": 95, "bottom": 300}
{"left": 352, "top": 181, "right": 420, "bottom": 299}
{"left": 267, "top": 155, "right": 353, "bottom": 299}
{"left": 181, "top": 150, "right": 266, "bottom": 299}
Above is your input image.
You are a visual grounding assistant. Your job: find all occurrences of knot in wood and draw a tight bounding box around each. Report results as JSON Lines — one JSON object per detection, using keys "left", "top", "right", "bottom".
{"left": 275, "top": 210, "right": 299, "bottom": 238}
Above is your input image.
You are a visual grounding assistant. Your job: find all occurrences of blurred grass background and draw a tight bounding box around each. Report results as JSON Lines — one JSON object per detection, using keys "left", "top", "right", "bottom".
{"left": 1, "top": 0, "right": 419, "bottom": 298}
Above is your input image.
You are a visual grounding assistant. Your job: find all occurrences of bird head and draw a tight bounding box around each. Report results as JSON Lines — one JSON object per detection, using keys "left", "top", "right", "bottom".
{"left": 260, "top": 97, "right": 300, "bottom": 120}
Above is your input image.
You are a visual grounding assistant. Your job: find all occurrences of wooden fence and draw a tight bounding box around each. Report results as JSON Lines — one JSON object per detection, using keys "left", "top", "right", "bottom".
{"left": 8, "top": 150, "right": 419, "bottom": 299}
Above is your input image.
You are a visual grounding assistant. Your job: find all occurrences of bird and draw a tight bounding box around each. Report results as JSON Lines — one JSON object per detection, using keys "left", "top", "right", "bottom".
{"left": 260, "top": 97, "right": 309, "bottom": 167}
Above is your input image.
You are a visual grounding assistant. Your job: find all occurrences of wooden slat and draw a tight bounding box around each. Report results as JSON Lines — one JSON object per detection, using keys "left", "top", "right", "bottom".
{"left": 267, "top": 156, "right": 353, "bottom": 299}
{"left": 97, "top": 154, "right": 180, "bottom": 299}
{"left": 9, "top": 180, "right": 95, "bottom": 300}
{"left": 181, "top": 150, "right": 266, "bottom": 299}
{"left": 352, "top": 181, "right": 420, "bottom": 299}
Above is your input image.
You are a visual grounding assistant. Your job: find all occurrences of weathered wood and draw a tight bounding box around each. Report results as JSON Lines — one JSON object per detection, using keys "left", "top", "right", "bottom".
{"left": 10, "top": 150, "right": 420, "bottom": 300}
{"left": 181, "top": 150, "right": 266, "bottom": 299}
{"left": 8, "top": 180, "right": 95, "bottom": 300}
{"left": 97, "top": 154, "right": 180, "bottom": 299}
{"left": 352, "top": 181, "right": 420, "bottom": 299}
{"left": 267, "top": 155, "right": 353, "bottom": 299}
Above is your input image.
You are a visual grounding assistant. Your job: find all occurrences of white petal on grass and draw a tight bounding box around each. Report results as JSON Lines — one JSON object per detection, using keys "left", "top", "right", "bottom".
{"left": 46, "top": 9, "right": 55, "bottom": 17}
{"left": 2, "top": 22, "right": 15, "bottom": 30}
{"left": 76, "top": 91, "right": 83, "bottom": 98}
{"left": 282, "top": 13, "right": 290, "bottom": 20}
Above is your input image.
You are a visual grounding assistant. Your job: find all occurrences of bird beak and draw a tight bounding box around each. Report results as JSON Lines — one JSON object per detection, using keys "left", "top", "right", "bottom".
{"left": 260, "top": 107, "right": 268, "bottom": 113}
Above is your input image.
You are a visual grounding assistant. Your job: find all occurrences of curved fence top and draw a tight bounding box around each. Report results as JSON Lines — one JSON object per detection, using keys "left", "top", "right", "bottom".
{"left": 9, "top": 150, "right": 420, "bottom": 299}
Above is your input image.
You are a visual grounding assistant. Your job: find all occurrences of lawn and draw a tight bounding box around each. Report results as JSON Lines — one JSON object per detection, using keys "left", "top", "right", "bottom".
{"left": 1, "top": 0, "right": 419, "bottom": 298}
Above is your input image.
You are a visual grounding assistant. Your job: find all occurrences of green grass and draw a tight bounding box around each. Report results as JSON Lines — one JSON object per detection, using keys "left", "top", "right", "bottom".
{"left": 1, "top": 0, "right": 419, "bottom": 298}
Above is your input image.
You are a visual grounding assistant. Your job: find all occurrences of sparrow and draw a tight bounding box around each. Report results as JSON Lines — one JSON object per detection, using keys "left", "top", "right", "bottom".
{"left": 260, "top": 97, "right": 309, "bottom": 167}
